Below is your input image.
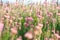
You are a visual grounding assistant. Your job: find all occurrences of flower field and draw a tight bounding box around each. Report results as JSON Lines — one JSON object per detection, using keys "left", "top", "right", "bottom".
{"left": 0, "top": 1, "right": 60, "bottom": 40}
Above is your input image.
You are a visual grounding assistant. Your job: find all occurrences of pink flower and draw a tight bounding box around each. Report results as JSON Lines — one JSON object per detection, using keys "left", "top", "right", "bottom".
{"left": 44, "top": 37, "right": 48, "bottom": 40}
{"left": 46, "top": 21, "right": 49, "bottom": 24}
{"left": 22, "top": 6, "right": 26, "bottom": 11}
{"left": 29, "top": 9, "right": 32, "bottom": 13}
{"left": 55, "top": 33, "right": 60, "bottom": 40}
{"left": 47, "top": 12, "right": 53, "bottom": 17}
{"left": 11, "top": 27, "right": 17, "bottom": 34}
{"left": 49, "top": 38, "right": 54, "bottom": 40}
{"left": 54, "top": 33, "right": 59, "bottom": 38}
{"left": 25, "top": 17, "right": 28, "bottom": 21}
{"left": 34, "top": 29, "right": 39, "bottom": 35}
{"left": 9, "top": 20, "right": 13, "bottom": 23}
{"left": 57, "top": 13, "right": 60, "bottom": 16}
{"left": 24, "top": 31, "right": 33, "bottom": 39}
{"left": 14, "top": 2, "right": 18, "bottom": 7}
{"left": 35, "top": 23, "right": 43, "bottom": 30}
{"left": 5, "top": 7, "right": 9, "bottom": 10}
{"left": 57, "top": 6, "right": 60, "bottom": 9}
{"left": 52, "top": 29, "right": 55, "bottom": 34}
{"left": 25, "top": 17, "right": 33, "bottom": 21}
{"left": 30, "top": 25, "right": 34, "bottom": 28}
{"left": 24, "top": 22, "right": 29, "bottom": 27}
{"left": 38, "top": 23, "right": 43, "bottom": 27}
{"left": 36, "top": 14, "right": 41, "bottom": 18}
{"left": 4, "top": 7, "right": 10, "bottom": 13}
{"left": 4, "top": 14, "right": 10, "bottom": 19}
{"left": 57, "top": 35, "right": 60, "bottom": 38}
{"left": 17, "top": 36, "right": 22, "bottom": 40}
{"left": 43, "top": 0, "right": 47, "bottom": 6}
{"left": 51, "top": 0, "right": 56, "bottom": 4}
{"left": 0, "top": 22, "right": 4, "bottom": 32}
{"left": 17, "top": 38, "right": 22, "bottom": 40}
{"left": 28, "top": 17, "right": 33, "bottom": 21}
{"left": 35, "top": 26, "right": 41, "bottom": 30}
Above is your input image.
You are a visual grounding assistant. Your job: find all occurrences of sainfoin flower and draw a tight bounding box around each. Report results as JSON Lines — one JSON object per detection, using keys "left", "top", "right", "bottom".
{"left": 25, "top": 17, "right": 33, "bottom": 21}
{"left": 44, "top": 37, "right": 48, "bottom": 40}
{"left": 24, "top": 31, "right": 33, "bottom": 39}
{"left": 35, "top": 26, "right": 41, "bottom": 30}
{"left": 35, "top": 23, "right": 43, "bottom": 30}
{"left": 57, "top": 13, "right": 60, "bottom": 16}
{"left": 38, "top": 23, "right": 43, "bottom": 27}
{"left": 54, "top": 33, "right": 60, "bottom": 40}
{"left": 17, "top": 38, "right": 22, "bottom": 40}
{"left": 17, "top": 36, "right": 22, "bottom": 40}
{"left": 24, "top": 22, "right": 29, "bottom": 27}
{"left": 4, "top": 7, "right": 9, "bottom": 11}
{"left": 49, "top": 38, "right": 54, "bottom": 40}
{"left": 9, "top": 20, "right": 13, "bottom": 24}
{"left": 57, "top": 6, "right": 60, "bottom": 9}
{"left": 4, "top": 14, "right": 10, "bottom": 19}
{"left": 34, "top": 29, "right": 39, "bottom": 35}
{"left": 11, "top": 27, "right": 17, "bottom": 34}
{"left": 14, "top": 2, "right": 18, "bottom": 7}
{"left": 47, "top": 12, "right": 53, "bottom": 17}
{"left": 4, "top": 7, "right": 10, "bottom": 13}
{"left": 36, "top": 14, "right": 41, "bottom": 18}
{"left": 0, "top": 22, "right": 4, "bottom": 32}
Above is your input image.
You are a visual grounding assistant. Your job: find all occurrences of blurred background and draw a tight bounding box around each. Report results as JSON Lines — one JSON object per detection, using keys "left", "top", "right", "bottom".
{"left": 0, "top": 0, "right": 60, "bottom": 40}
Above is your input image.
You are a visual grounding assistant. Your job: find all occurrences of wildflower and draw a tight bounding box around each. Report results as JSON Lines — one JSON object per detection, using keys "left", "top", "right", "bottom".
{"left": 4, "top": 14, "right": 10, "bottom": 19}
{"left": 29, "top": 9, "right": 32, "bottom": 13}
{"left": 34, "top": 29, "right": 39, "bottom": 35}
{"left": 38, "top": 23, "right": 43, "bottom": 27}
{"left": 17, "top": 38, "right": 22, "bottom": 40}
{"left": 35, "top": 26, "right": 42, "bottom": 35}
{"left": 17, "top": 36, "right": 22, "bottom": 40}
{"left": 54, "top": 33, "right": 59, "bottom": 37}
{"left": 24, "top": 22, "right": 29, "bottom": 27}
{"left": 43, "top": 0, "right": 47, "bottom": 6}
{"left": 15, "top": 22, "right": 17, "bottom": 25}
{"left": 9, "top": 20, "right": 13, "bottom": 24}
{"left": 49, "top": 38, "right": 54, "bottom": 40}
{"left": 12, "top": 16, "right": 15, "bottom": 20}
{"left": 35, "top": 26, "right": 41, "bottom": 30}
{"left": 28, "top": 17, "right": 33, "bottom": 21}
{"left": 44, "top": 37, "right": 48, "bottom": 40}
{"left": 57, "top": 13, "right": 60, "bottom": 16}
{"left": 36, "top": 14, "right": 41, "bottom": 18}
{"left": 14, "top": 2, "right": 18, "bottom": 7}
{"left": 36, "top": 24, "right": 42, "bottom": 30}
{"left": 54, "top": 33, "right": 60, "bottom": 40}
{"left": 1, "top": 18, "right": 4, "bottom": 23}
{"left": 47, "top": 12, "right": 53, "bottom": 17}
{"left": 30, "top": 24, "right": 34, "bottom": 28}
{"left": 4, "top": 6, "right": 10, "bottom": 13}
{"left": 57, "top": 6, "right": 60, "bottom": 9}
{"left": 52, "top": 29, "right": 55, "bottom": 34}
{"left": 24, "top": 31, "right": 33, "bottom": 39}
{"left": 11, "top": 27, "right": 17, "bottom": 34}
{"left": 0, "top": 1, "right": 3, "bottom": 6}
{"left": 39, "top": 28, "right": 42, "bottom": 34}
{"left": 25, "top": 17, "right": 33, "bottom": 21}
{"left": 1, "top": 18, "right": 4, "bottom": 21}
{"left": 22, "top": 6, "right": 26, "bottom": 11}
{"left": 46, "top": 21, "right": 49, "bottom": 24}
